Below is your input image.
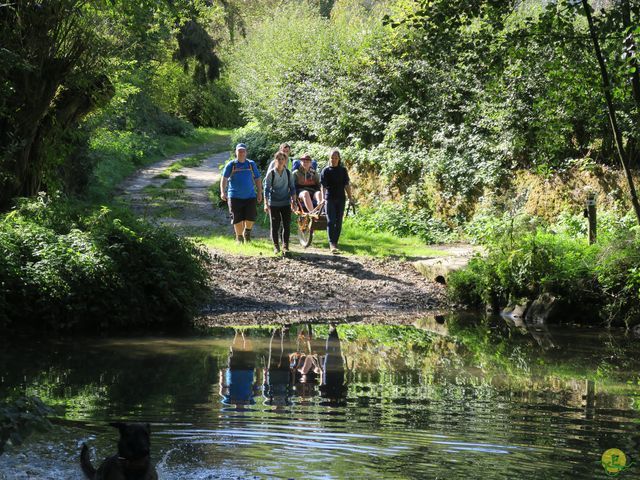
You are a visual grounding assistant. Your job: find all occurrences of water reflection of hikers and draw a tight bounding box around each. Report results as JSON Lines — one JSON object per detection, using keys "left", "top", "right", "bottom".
{"left": 219, "top": 330, "right": 260, "bottom": 410}
{"left": 263, "top": 326, "right": 294, "bottom": 409}
{"left": 320, "top": 324, "right": 348, "bottom": 407}
{"left": 290, "top": 326, "right": 322, "bottom": 402}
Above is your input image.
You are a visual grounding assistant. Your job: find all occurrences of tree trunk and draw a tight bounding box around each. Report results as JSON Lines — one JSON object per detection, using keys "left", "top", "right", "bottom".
{"left": 581, "top": 0, "right": 640, "bottom": 225}
{"left": 621, "top": 0, "right": 640, "bottom": 168}
{"left": 621, "top": 0, "right": 640, "bottom": 109}
{"left": 3, "top": 72, "right": 64, "bottom": 206}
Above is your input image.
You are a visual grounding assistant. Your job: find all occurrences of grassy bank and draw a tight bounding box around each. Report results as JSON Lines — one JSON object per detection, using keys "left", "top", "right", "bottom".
{"left": 0, "top": 196, "right": 211, "bottom": 331}
{"left": 447, "top": 213, "right": 640, "bottom": 328}
{"left": 89, "top": 127, "right": 232, "bottom": 201}
{"left": 198, "top": 224, "right": 445, "bottom": 258}
{"left": 0, "top": 128, "right": 232, "bottom": 332}
{"left": 197, "top": 193, "right": 444, "bottom": 258}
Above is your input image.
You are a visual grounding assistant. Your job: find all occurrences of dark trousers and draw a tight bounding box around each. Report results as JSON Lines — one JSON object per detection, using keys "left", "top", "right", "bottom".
{"left": 325, "top": 198, "right": 345, "bottom": 245}
{"left": 269, "top": 205, "right": 291, "bottom": 247}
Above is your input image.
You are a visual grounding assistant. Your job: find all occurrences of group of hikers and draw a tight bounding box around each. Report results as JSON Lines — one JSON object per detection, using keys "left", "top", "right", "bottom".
{"left": 218, "top": 325, "right": 348, "bottom": 410}
{"left": 220, "top": 142, "right": 354, "bottom": 254}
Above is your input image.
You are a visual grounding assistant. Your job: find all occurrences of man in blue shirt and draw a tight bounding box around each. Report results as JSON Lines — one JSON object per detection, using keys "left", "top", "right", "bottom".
{"left": 221, "top": 143, "right": 263, "bottom": 243}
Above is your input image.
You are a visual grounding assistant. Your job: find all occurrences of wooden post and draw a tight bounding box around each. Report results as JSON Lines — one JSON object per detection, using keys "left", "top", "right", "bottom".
{"left": 584, "top": 379, "right": 595, "bottom": 420}
{"left": 586, "top": 192, "right": 597, "bottom": 244}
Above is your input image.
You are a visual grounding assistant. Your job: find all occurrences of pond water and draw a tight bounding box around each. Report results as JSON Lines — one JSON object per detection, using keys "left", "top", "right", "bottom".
{"left": 1, "top": 315, "right": 640, "bottom": 479}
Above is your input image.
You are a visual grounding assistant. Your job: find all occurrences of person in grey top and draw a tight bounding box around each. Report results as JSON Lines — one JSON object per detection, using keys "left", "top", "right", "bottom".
{"left": 264, "top": 151, "right": 296, "bottom": 254}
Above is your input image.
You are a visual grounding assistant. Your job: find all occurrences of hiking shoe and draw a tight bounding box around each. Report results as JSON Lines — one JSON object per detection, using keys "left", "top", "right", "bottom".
{"left": 235, "top": 235, "right": 243, "bottom": 244}
{"left": 243, "top": 229, "right": 252, "bottom": 243}
{"left": 283, "top": 243, "right": 290, "bottom": 253}
{"left": 330, "top": 243, "right": 339, "bottom": 254}
{"left": 273, "top": 245, "right": 281, "bottom": 255}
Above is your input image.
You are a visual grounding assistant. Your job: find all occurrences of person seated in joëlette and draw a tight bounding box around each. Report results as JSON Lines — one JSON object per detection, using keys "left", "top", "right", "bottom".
{"left": 292, "top": 154, "right": 323, "bottom": 212}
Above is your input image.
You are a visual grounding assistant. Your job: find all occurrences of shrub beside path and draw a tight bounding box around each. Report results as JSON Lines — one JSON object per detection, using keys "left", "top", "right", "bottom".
{"left": 118, "top": 148, "right": 479, "bottom": 325}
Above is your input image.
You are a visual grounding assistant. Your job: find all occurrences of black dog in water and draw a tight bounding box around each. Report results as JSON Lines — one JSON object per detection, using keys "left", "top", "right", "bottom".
{"left": 80, "top": 422, "right": 158, "bottom": 480}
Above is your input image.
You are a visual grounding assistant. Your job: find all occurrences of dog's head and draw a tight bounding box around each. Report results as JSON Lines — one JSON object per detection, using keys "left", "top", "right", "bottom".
{"left": 109, "top": 422, "right": 151, "bottom": 460}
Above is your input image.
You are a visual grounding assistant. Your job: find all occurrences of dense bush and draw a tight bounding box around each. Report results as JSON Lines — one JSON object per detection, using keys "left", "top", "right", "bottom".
{"left": 152, "top": 62, "right": 243, "bottom": 128}
{"left": 86, "top": 127, "right": 166, "bottom": 200}
{"left": 448, "top": 221, "right": 640, "bottom": 327}
{"left": 595, "top": 232, "right": 640, "bottom": 325}
{"left": 0, "top": 0, "right": 236, "bottom": 209}
{"left": 226, "top": 0, "right": 640, "bottom": 230}
{"left": 0, "top": 397, "right": 53, "bottom": 455}
{"left": 349, "top": 202, "right": 453, "bottom": 244}
{"left": 0, "top": 195, "right": 211, "bottom": 331}
{"left": 230, "top": 123, "right": 280, "bottom": 169}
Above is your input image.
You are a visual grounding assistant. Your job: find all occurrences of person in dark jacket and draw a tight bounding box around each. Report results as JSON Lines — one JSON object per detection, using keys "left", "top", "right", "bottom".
{"left": 320, "top": 149, "right": 353, "bottom": 253}
{"left": 319, "top": 324, "right": 348, "bottom": 407}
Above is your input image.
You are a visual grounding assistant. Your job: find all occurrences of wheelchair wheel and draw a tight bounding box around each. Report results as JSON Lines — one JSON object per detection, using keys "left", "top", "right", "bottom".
{"left": 297, "top": 216, "right": 313, "bottom": 248}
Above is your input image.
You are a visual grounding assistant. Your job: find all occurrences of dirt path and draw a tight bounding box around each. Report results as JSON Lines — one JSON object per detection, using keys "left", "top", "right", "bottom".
{"left": 119, "top": 148, "right": 450, "bottom": 326}
{"left": 201, "top": 252, "right": 446, "bottom": 326}
{"left": 119, "top": 149, "right": 269, "bottom": 237}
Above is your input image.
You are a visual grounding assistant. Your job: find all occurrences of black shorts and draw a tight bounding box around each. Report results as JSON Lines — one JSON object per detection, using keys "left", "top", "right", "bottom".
{"left": 228, "top": 197, "right": 257, "bottom": 224}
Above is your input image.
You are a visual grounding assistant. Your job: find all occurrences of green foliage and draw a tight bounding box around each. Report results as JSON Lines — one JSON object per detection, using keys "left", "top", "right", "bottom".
{"left": 448, "top": 219, "right": 640, "bottom": 326}
{"left": 446, "top": 267, "right": 488, "bottom": 308}
{"left": 88, "top": 128, "right": 230, "bottom": 200}
{"left": 512, "top": 231, "right": 597, "bottom": 301}
{"left": 552, "top": 209, "right": 638, "bottom": 243}
{"left": 225, "top": 0, "right": 640, "bottom": 227}
{"left": 0, "top": 397, "right": 53, "bottom": 455}
{"left": 0, "top": 0, "right": 240, "bottom": 209}
{"left": 162, "top": 176, "right": 188, "bottom": 190}
{"left": 157, "top": 152, "right": 210, "bottom": 179}
{"left": 227, "top": 2, "right": 390, "bottom": 146}
{"left": 208, "top": 180, "right": 224, "bottom": 209}
{"left": 0, "top": 195, "right": 211, "bottom": 331}
{"left": 350, "top": 202, "right": 453, "bottom": 244}
{"left": 152, "top": 64, "right": 243, "bottom": 128}
{"left": 595, "top": 231, "right": 640, "bottom": 326}
{"left": 337, "top": 324, "right": 435, "bottom": 351}
{"left": 449, "top": 227, "right": 599, "bottom": 309}
{"left": 88, "top": 129, "right": 163, "bottom": 198}
{"left": 0, "top": 0, "right": 117, "bottom": 208}
{"left": 465, "top": 211, "right": 543, "bottom": 247}
{"left": 230, "top": 123, "right": 280, "bottom": 169}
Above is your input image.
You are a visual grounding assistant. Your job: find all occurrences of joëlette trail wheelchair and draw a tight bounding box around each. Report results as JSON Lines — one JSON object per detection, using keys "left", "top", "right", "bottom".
{"left": 293, "top": 196, "right": 356, "bottom": 248}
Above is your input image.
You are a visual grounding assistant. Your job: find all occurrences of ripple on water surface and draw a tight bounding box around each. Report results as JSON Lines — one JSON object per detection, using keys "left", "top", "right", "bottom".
{"left": 1, "top": 318, "right": 639, "bottom": 479}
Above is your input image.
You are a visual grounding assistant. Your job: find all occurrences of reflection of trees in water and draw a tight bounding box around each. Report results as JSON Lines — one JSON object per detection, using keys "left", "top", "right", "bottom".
{"left": 334, "top": 318, "right": 640, "bottom": 412}
{"left": 1, "top": 320, "right": 639, "bottom": 418}
{"left": 0, "top": 340, "right": 220, "bottom": 417}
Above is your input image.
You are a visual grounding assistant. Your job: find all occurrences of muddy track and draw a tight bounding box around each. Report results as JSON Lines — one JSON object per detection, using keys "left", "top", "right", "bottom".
{"left": 199, "top": 250, "right": 447, "bottom": 326}
{"left": 119, "top": 147, "right": 448, "bottom": 325}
